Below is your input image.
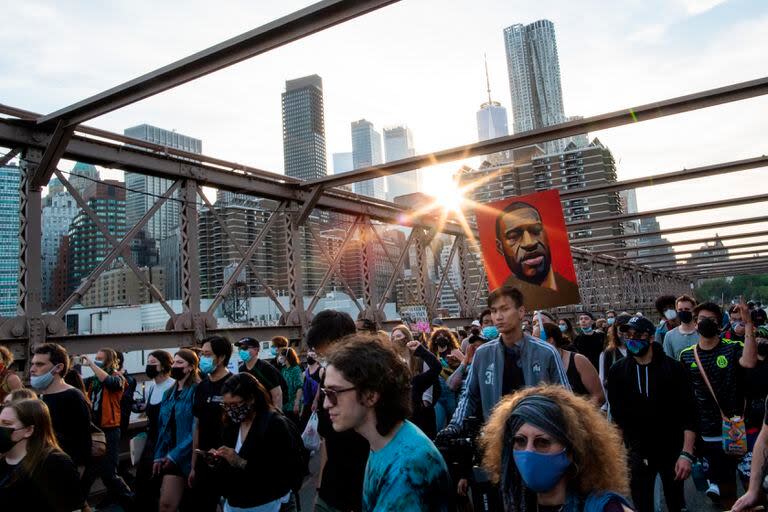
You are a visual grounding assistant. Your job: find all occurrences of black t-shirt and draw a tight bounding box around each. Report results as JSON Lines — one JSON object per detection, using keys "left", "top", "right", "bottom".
{"left": 680, "top": 340, "right": 745, "bottom": 438}
{"left": 193, "top": 372, "right": 231, "bottom": 451}
{"left": 574, "top": 331, "right": 606, "bottom": 370}
{"left": 239, "top": 360, "right": 281, "bottom": 392}
{"left": 502, "top": 344, "right": 525, "bottom": 395}
{"left": 316, "top": 374, "right": 370, "bottom": 512}
{"left": 745, "top": 359, "right": 768, "bottom": 429}
{"left": 40, "top": 388, "right": 92, "bottom": 466}
{"left": 0, "top": 450, "right": 82, "bottom": 512}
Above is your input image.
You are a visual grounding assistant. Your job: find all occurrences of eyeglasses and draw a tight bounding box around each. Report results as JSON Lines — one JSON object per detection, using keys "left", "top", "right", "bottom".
{"left": 322, "top": 386, "right": 356, "bottom": 406}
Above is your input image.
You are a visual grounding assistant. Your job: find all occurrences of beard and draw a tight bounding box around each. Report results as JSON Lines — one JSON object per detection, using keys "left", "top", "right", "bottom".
{"left": 505, "top": 244, "right": 552, "bottom": 285}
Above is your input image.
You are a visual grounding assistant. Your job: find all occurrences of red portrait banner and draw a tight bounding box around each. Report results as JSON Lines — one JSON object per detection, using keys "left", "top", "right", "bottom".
{"left": 475, "top": 189, "right": 580, "bottom": 310}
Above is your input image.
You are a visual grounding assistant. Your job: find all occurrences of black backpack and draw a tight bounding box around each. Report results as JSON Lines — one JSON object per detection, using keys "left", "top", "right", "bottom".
{"left": 258, "top": 410, "right": 310, "bottom": 492}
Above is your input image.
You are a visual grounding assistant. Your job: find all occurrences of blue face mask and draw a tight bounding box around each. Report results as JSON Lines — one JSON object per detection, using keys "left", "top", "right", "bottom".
{"left": 582, "top": 327, "right": 593, "bottom": 334}
{"left": 199, "top": 356, "right": 215, "bottom": 375}
{"left": 482, "top": 326, "right": 499, "bottom": 340}
{"left": 625, "top": 338, "right": 650, "bottom": 357}
{"left": 270, "top": 347, "right": 278, "bottom": 357}
{"left": 30, "top": 368, "right": 57, "bottom": 390}
{"left": 607, "top": 318, "right": 615, "bottom": 326}
{"left": 513, "top": 449, "right": 571, "bottom": 492}
{"left": 94, "top": 360, "right": 104, "bottom": 368}
{"left": 558, "top": 324, "right": 568, "bottom": 333}
{"left": 238, "top": 349, "right": 252, "bottom": 363}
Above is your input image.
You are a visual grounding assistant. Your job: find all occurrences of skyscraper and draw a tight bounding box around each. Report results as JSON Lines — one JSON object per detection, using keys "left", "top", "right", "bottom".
{"left": 123, "top": 125, "right": 201, "bottom": 245}
{"left": 42, "top": 191, "right": 78, "bottom": 308}
{"left": 0, "top": 165, "right": 19, "bottom": 316}
{"left": 332, "top": 152, "right": 354, "bottom": 174}
{"left": 282, "top": 75, "right": 328, "bottom": 181}
{"left": 351, "top": 119, "right": 385, "bottom": 200}
{"left": 503, "top": 20, "right": 566, "bottom": 153}
{"left": 383, "top": 126, "right": 420, "bottom": 201}
{"left": 67, "top": 180, "right": 127, "bottom": 296}
{"left": 476, "top": 58, "right": 509, "bottom": 142}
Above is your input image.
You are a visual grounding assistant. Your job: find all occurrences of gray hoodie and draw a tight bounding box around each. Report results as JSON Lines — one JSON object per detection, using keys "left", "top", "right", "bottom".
{"left": 449, "top": 334, "right": 569, "bottom": 429}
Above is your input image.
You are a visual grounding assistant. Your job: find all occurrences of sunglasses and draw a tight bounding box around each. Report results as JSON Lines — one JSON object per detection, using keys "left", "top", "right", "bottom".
{"left": 322, "top": 386, "right": 356, "bottom": 406}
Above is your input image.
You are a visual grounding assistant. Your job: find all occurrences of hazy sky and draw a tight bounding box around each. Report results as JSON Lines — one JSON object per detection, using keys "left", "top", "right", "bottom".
{"left": 2, "top": 0, "right": 767, "bottom": 264}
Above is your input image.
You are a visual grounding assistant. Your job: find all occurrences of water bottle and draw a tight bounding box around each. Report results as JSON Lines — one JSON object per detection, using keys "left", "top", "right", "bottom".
{"left": 692, "top": 460, "right": 708, "bottom": 491}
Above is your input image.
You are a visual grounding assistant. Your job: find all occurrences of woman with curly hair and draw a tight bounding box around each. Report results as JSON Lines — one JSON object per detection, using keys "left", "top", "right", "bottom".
{"left": 428, "top": 327, "right": 464, "bottom": 430}
{"left": 481, "top": 385, "right": 633, "bottom": 512}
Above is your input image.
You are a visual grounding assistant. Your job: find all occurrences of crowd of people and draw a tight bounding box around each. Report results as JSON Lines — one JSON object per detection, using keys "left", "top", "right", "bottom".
{"left": 0, "top": 289, "right": 767, "bottom": 511}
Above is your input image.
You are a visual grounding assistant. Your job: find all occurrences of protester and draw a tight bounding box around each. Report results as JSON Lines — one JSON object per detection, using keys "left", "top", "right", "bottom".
{"left": 299, "top": 349, "right": 322, "bottom": 431}
{"left": 429, "top": 327, "right": 463, "bottom": 431}
{"left": 736, "top": 325, "right": 768, "bottom": 490}
{"left": 81, "top": 348, "right": 134, "bottom": 508}
{"left": 574, "top": 312, "right": 606, "bottom": 370}
{"left": 732, "top": 388, "right": 768, "bottom": 511}
{"left": 595, "top": 318, "right": 608, "bottom": 334}
{"left": 605, "top": 310, "right": 617, "bottom": 327}
{"left": 542, "top": 323, "right": 604, "bottom": 406}
{"left": 654, "top": 295, "right": 679, "bottom": 344}
{"left": 559, "top": 318, "right": 577, "bottom": 346}
{"left": 438, "top": 286, "right": 568, "bottom": 440}
{"left": 278, "top": 347, "right": 304, "bottom": 425}
{"left": 481, "top": 385, "right": 633, "bottom": 511}
{"left": 663, "top": 294, "right": 699, "bottom": 360}
{"left": 237, "top": 337, "right": 283, "bottom": 408}
{"left": 189, "top": 335, "right": 233, "bottom": 512}
{"left": 724, "top": 303, "right": 747, "bottom": 342}
{"left": 306, "top": 309, "right": 367, "bottom": 512}
{"left": 323, "top": 335, "right": 452, "bottom": 511}
{"left": 400, "top": 329, "right": 442, "bottom": 439}
{"left": 679, "top": 301, "right": 757, "bottom": 508}
{"left": 5, "top": 388, "right": 37, "bottom": 403}
{"left": 116, "top": 351, "right": 138, "bottom": 440}
{"left": 356, "top": 316, "right": 378, "bottom": 334}
{"left": 0, "top": 345, "right": 22, "bottom": 402}
{"left": 606, "top": 316, "right": 697, "bottom": 512}
{"left": 134, "top": 349, "right": 174, "bottom": 510}
{"left": 0, "top": 398, "right": 83, "bottom": 511}
{"left": 270, "top": 336, "right": 291, "bottom": 403}
{"left": 599, "top": 314, "right": 631, "bottom": 388}
{"left": 153, "top": 348, "right": 200, "bottom": 512}
{"left": 213, "top": 372, "right": 302, "bottom": 512}
{"left": 28, "top": 343, "right": 91, "bottom": 468}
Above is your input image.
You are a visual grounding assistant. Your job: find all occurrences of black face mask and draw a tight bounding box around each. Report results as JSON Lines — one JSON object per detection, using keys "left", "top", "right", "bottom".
{"left": 0, "top": 426, "right": 22, "bottom": 454}
{"left": 757, "top": 342, "right": 768, "bottom": 358}
{"left": 306, "top": 357, "right": 317, "bottom": 365}
{"left": 170, "top": 367, "right": 188, "bottom": 381}
{"left": 145, "top": 364, "right": 160, "bottom": 379}
{"left": 678, "top": 310, "right": 693, "bottom": 324}
{"left": 697, "top": 317, "right": 720, "bottom": 338}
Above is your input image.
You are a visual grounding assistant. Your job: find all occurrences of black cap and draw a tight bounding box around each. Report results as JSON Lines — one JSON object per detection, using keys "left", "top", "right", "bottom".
{"left": 236, "top": 337, "right": 260, "bottom": 349}
{"left": 619, "top": 316, "right": 656, "bottom": 336}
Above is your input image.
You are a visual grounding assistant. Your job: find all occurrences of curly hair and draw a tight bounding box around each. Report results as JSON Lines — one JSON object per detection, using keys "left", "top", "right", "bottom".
{"left": 326, "top": 334, "right": 412, "bottom": 436}
{"left": 481, "top": 385, "right": 628, "bottom": 508}
{"left": 428, "top": 327, "right": 460, "bottom": 355}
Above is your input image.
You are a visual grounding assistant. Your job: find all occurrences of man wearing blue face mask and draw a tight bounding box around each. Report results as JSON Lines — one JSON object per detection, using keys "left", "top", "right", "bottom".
{"left": 606, "top": 316, "right": 697, "bottom": 512}
{"left": 236, "top": 337, "right": 283, "bottom": 409}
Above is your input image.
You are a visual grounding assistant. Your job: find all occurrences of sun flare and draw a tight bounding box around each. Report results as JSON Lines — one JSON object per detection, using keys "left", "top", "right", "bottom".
{"left": 429, "top": 181, "right": 465, "bottom": 213}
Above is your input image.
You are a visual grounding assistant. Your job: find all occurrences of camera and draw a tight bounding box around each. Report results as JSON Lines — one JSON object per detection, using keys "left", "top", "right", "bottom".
{"left": 435, "top": 417, "right": 501, "bottom": 512}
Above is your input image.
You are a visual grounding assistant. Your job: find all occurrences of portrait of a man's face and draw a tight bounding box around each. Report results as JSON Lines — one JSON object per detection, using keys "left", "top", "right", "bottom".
{"left": 495, "top": 202, "right": 552, "bottom": 285}
{"left": 478, "top": 190, "right": 580, "bottom": 310}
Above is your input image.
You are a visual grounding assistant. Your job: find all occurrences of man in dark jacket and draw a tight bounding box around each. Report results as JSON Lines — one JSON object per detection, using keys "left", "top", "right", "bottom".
{"left": 606, "top": 316, "right": 697, "bottom": 512}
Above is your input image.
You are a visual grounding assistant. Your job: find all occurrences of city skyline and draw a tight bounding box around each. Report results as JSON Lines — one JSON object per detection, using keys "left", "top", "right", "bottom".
{"left": 1, "top": 0, "right": 766, "bottom": 252}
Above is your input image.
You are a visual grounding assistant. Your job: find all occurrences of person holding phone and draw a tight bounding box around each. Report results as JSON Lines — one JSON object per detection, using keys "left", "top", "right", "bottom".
{"left": 428, "top": 328, "right": 464, "bottom": 431}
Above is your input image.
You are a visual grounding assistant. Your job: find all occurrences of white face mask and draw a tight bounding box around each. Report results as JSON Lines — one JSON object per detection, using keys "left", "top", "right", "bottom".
{"left": 664, "top": 309, "right": 677, "bottom": 321}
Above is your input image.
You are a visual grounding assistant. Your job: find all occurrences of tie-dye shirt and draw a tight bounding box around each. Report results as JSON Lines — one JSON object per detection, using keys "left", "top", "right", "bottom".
{"left": 362, "top": 420, "right": 451, "bottom": 512}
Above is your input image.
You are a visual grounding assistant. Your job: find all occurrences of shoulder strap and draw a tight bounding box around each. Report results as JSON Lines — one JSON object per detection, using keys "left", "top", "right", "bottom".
{"left": 692, "top": 345, "right": 726, "bottom": 419}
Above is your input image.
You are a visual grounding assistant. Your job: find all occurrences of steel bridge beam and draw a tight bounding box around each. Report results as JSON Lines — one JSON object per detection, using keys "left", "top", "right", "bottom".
{"left": 620, "top": 241, "right": 768, "bottom": 262}
{"left": 596, "top": 230, "right": 768, "bottom": 255}
{"left": 655, "top": 256, "right": 768, "bottom": 273}
{"left": 38, "top": 0, "right": 401, "bottom": 127}
{"left": 567, "top": 192, "right": 768, "bottom": 229}
{"left": 303, "top": 76, "right": 768, "bottom": 190}
{"left": 644, "top": 247, "right": 768, "bottom": 266}
{"left": 573, "top": 215, "right": 768, "bottom": 247}
{"left": 558, "top": 155, "right": 768, "bottom": 199}
{"left": 0, "top": 117, "right": 467, "bottom": 237}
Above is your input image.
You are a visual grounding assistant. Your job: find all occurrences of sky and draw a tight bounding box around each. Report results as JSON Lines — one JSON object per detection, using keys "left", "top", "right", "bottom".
{"left": 1, "top": 0, "right": 767, "bottom": 266}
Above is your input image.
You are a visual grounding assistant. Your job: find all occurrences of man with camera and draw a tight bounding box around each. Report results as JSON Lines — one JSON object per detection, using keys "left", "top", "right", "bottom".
{"left": 435, "top": 285, "right": 568, "bottom": 507}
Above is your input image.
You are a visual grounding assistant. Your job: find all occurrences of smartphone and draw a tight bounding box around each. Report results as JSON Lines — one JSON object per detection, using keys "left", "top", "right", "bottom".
{"left": 195, "top": 449, "right": 219, "bottom": 465}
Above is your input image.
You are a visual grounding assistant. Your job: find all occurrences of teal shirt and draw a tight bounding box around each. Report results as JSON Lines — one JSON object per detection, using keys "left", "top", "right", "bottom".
{"left": 281, "top": 365, "right": 303, "bottom": 412}
{"left": 362, "top": 420, "right": 451, "bottom": 512}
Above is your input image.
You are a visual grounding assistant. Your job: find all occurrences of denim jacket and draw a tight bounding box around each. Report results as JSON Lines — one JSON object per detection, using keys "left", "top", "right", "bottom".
{"left": 154, "top": 383, "right": 198, "bottom": 476}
